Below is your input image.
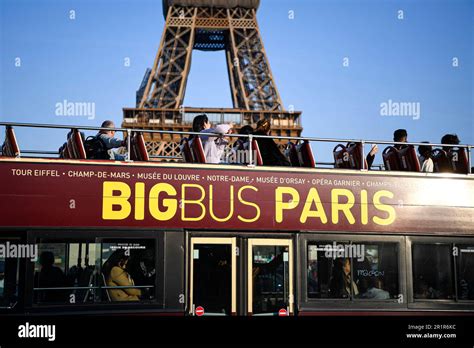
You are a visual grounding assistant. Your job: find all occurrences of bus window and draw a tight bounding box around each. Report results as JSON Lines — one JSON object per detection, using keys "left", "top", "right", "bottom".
{"left": 412, "top": 244, "right": 454, "bottom": 300}
{"left": 352, "top": 243, "right": 399, "bottom": 300}
{"left": 457, "top": 245, "right": 474, "bottom": 300}
{"left": 34, "top": 239, "right": 156, "bottom": 305}
{"left": 34, "top": 241, "right": 100, "bottom": 304}
{"left": 0, "top": 240, "right": 19, "bottom": 308}
{"left": 101, "top": 240, "right": 155, "bottom": 302}
{"left": 307, "top": 242, "right": 355, "bottom": 299}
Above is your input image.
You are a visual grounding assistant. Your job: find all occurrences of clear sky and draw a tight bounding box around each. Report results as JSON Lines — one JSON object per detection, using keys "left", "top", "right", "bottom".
{"left": 1, "top": 0, "right": 473, "bottom": 163}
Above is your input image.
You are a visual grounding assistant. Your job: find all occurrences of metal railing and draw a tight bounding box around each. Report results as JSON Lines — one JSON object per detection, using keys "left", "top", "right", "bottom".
{"left": 33, "top": 285, "right": 153, "bottom": 291}
{"left": 0, "top": 121, "right": 472, "bottom": 174}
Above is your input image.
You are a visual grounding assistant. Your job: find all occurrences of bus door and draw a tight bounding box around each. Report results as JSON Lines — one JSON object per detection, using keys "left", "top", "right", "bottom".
{"left": 247, "top": 239, "right": 294, "bottom": 316}
{"left": 189, "top": 237, "right": 237, "bottom": 316}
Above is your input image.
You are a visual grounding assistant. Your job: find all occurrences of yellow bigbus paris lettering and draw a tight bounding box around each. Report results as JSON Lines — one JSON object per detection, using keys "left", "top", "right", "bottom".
{"left": 181, "top": 184, "right": 206, "bottom": 221}
{"left": 275, "top": 186, "right": 396, "bottom": 226}
{"left": 102, "top": 181, "right": 395, "bottom": 226}
{"left": 373, "top": 190, "right": 396, "bottom": 225}
{"left": 149, "top": 183, "right": 177, "bottom": 221}
{"left": 237, "top": 185, "right": 260, "bottom": 223}
{"left": 102, "top": 181, "right": 132, "bottom": 220}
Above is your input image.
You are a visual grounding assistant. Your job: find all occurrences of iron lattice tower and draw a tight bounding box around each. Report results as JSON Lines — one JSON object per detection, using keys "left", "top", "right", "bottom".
{"left": 123, "top": 0, "right": 302, "bottom": 159}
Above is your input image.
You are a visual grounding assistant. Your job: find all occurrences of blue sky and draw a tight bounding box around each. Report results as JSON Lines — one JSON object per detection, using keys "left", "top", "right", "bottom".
{"left": 1, "top": 0, "right": 473, "bottom": 163}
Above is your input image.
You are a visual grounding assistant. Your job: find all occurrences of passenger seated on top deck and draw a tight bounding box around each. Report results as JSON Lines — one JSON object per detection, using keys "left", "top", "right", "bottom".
{"left": 96, "top": 120, "right": 126, "bottom": 160}
{"left": 367, "top": 129, "right": 408, "bottom": 169}
{"left": 418, "top": 142, "right": 434, "bottom": 173}
{"left": 441, "top": 133, "right": 460, "bottom": 151}
{"left": 437, "top": 133, "right": 461, "bottom": 172}
{"left": 228, "top": 125, "right": 254, "bottom": 164}
{"left": 233, "top": 125, "right": 254, "bottom": 150}
{"left": 365, "top": 144, "right": 379, "bottom": 170}
{"left": 393, "top": 128, "right": 409, "bottom": 149}
{"left": 190, "top": 114, "right": 234, "bottom": 164}
{"left": 254, "top": 119, "right": 290, "bottom": 167}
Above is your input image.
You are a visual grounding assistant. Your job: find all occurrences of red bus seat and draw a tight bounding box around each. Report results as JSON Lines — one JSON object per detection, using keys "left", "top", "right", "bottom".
{"left": 398, "top": 146, "right": 420, "bottom": 172}
{"left": 130, "top": 132, "right": 149, "bottom": 161}
{"left": 333, "top": 144, "right": 349, "bottom": 168}
{"left": 60, "top": 129, "right": 85, "bottom": 159}
{"left": 382, "top": 146, "right": 400, "bottom": 171}
{"left": 285, "top": 142, "right": 300, "bottom": 167}
{"left": 1, "top": 126, "right": 21, "bottom": 158}
{"left": 432, "top": 149, "right": 450, "bottom": 172}
{"left": 66, "top": 137, "right": 76, "bottom": 158}
{"left": 59, "top": 142, "right": 69, "bottom": 159}
{"left": 252, "top": 139, "right": 263, "bottom": 166}
{"left": 179, "top": 138, "right": 194, "bottom": 163}
{"left": 189, "top": 137, "right": 206, "bottom": 164}
{"left": 433, "top": 148, "right": 469, "bottom": 174}
{"left": 72, "top": 129, "right": 86, "bottom": 159}
{"left": 296, "top": 140, "right": 316, "bottom": 168}
{"left": 333, "top": 143, "right": 366, "bottom": 169}
{"left": 243, "top": 139, "right": 263, "bottom": 166}
{"left": 383, "top": 145, "right": 420, "bottom": 172}
{"left": 449, "top": 147, "right": 469, "bottom": 174}
{"left": 63, "top": 146, "right": 70, "bottom": 159}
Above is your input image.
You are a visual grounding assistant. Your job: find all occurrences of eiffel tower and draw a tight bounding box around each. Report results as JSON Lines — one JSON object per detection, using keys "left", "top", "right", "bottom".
{"left": 122, "top": 0, "right": 302, "bottom": 159}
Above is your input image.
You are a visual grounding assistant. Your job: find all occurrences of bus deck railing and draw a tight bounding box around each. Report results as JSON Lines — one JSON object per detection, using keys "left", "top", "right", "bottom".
{"left": 0, "top": 121, "right": 472, "bottom": 174}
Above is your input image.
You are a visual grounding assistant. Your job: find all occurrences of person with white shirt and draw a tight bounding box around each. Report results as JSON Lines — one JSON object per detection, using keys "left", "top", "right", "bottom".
{"left": 190, "top": 114, "right": 234, "bottom": 164}
{"left": 418, "top": 142, "right": 434, "bottom": 173}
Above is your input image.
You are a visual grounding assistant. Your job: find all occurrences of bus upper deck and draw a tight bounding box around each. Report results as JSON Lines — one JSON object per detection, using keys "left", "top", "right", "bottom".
{"left": 1, "top": 121, "right": 473, "bottom": 172}
{"left": 0, "top": 122, "right": 473, "bottom": 316}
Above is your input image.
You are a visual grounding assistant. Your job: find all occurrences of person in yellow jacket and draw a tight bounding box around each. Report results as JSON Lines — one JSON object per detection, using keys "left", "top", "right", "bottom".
{"left": 102, "top": 249, "right": 141, "bottom": 301}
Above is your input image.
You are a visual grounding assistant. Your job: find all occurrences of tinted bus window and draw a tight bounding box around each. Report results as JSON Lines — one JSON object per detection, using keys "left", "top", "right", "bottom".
{"left": 457, "top": 245, "right": 474, "bottom": 300}
{"left": 101, "top": 240, "right": 155, "bottom": 302}
{"left": 0, "top": 240, "right": 20, "bottom": 308}
{"left": 34, "top": 239, "right": 156, "bottom": 305}
{"left": 307, "top": 242, "right": 353, "bottom": 299}
{"left": 35, "top": 241, "right": 99, "bottom": 304}
{"left": 308, "top": 241, "right": 399, "bottom": 300}
{"left": 353, "top": 243, "right": 399, "bottom": 300}
{"left": 412, "top": 244, "right": 454, "bottom": 300}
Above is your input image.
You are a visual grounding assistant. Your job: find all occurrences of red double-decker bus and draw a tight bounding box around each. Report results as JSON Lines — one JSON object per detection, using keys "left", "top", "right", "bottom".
{"left": 0, "top": 122, "right": 473, "bottom": 317}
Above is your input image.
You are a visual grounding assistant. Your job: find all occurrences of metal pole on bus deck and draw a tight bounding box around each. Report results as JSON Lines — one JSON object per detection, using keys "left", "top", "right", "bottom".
{"left": 127, "top": 129, "right": 131, "bottom": 162}
{"left": 248, "top": 134, "right": 253, "bottom": 167}
{"left": 361, "top": 141, "right": 366, "bottom": 170}
{"left": 468, "top": 146, "right": 472, "bottom": 174}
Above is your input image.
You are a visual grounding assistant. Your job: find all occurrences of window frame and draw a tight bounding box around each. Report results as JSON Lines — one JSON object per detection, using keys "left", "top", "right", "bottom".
{"left": 299, "top": 233, "right": 406, "bottom": 311}
{"left": 0, "top": 236, "right": 23, "bottom": 312}
{"left": 407, "top": 236, "right": 474, "bottom": 311}
{"left": 25, "top": 229, "right": 165, "bottom": 312}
